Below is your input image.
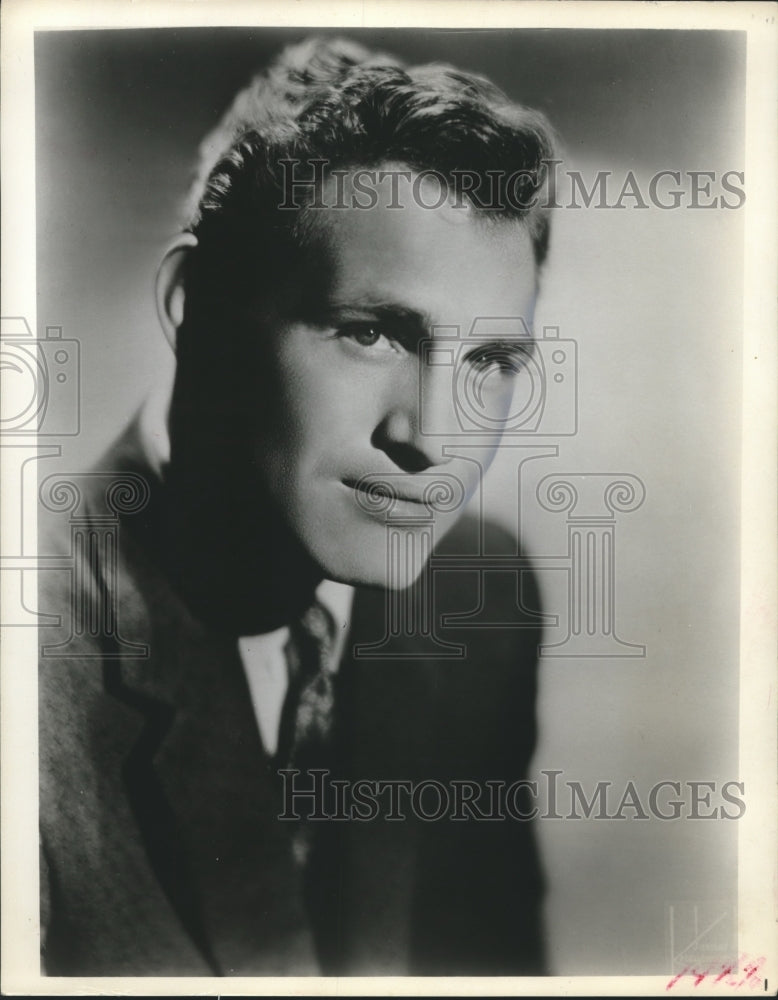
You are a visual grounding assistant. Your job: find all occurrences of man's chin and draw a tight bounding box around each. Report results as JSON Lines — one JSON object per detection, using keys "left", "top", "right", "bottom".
{"left": 313, "top": 525, "right": 441, "bottom": 591}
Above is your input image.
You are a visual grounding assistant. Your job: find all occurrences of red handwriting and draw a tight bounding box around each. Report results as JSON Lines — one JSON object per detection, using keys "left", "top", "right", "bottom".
{"left": 666, "top": 955, "right": 766, "bottom": 991}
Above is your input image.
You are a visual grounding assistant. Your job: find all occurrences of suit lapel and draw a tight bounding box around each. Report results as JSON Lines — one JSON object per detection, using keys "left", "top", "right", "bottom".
{"left": 96, "top": 433, "right": 319, "bottom": 975}
{"left": 109, "top": 572, "right": 321, "bottom": 974}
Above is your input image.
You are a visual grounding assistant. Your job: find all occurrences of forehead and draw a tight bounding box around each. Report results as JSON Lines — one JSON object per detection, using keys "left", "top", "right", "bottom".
{"left": 301, "top": 169, "right": 537, "bottom": 327}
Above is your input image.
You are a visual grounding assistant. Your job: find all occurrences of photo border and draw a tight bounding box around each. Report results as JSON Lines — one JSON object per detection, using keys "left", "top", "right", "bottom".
{"left": 2, "top": 1, "right": 775, "bottom": 995}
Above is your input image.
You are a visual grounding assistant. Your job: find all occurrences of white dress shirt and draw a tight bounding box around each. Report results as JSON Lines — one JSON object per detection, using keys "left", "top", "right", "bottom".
{"left": 138, "top": 387, "right": 355, "bottom": 756}
{"left": 238, "top": 580, "right": 354, "bottom": 756}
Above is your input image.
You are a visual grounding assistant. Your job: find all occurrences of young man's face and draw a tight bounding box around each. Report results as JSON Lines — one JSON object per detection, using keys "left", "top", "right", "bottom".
{"left": 234, "top": 172, "right": 538, "bottom": 589}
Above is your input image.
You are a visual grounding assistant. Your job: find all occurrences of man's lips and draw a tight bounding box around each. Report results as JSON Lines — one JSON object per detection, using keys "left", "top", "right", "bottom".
{"left": 342, "top": 478, "right": 432, "bottom": 507}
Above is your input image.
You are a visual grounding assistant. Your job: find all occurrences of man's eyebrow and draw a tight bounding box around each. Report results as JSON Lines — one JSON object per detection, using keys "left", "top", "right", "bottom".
{"left": 324, "top": 299, "right": 434, "bottom": 334}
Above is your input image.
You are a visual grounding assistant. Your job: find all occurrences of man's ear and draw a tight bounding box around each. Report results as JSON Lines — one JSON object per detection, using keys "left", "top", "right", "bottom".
{"left": 155, "top": 232, "right": 198, "bottom": 351}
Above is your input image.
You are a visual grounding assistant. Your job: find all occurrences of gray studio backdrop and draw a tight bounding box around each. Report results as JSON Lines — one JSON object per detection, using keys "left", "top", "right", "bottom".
{"left": 35, "top": 28, "right": 745, "bottom": 975}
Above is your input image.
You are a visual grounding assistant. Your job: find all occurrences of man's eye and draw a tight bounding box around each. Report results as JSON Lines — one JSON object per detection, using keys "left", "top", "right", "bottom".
{"left": 337, "top": 323, "right": 393, "bottom": 350}
{"left": 466, "top": 344, "right": 528, "bottom": 375}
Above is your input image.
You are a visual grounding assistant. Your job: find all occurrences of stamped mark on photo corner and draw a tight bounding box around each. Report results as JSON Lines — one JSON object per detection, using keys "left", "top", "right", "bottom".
{"left": 665, "top": 900, "right": 768, "bottom": 992}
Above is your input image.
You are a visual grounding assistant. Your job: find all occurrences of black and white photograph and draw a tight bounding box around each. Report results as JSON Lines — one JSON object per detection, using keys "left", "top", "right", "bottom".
{"left": 1, "top": 1, "right": 775, "bottom": 993}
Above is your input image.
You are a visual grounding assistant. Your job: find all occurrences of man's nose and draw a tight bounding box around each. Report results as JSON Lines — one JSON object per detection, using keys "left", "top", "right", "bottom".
{"left": 371, "top": 363, "right": 458, "bottom": 472}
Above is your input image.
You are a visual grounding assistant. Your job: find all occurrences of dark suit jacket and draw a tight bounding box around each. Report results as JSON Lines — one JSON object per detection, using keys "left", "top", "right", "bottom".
{"left": 39, "top": 422, "right": 546, "bottom": 977}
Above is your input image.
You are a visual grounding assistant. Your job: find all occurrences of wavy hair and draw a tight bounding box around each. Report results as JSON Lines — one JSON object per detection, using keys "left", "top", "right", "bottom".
{"left": 183, "top": 37, "right": 556, "bottom": 309}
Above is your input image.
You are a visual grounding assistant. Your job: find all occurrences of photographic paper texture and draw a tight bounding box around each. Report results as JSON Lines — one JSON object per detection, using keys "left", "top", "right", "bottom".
{"left": 2, "top": 1, "right": 775, "bottom": 995}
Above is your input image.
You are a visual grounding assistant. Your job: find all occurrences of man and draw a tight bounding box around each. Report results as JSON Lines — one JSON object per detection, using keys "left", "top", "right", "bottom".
{"left": 39, "top": 36, "right": 555, "bottom": 976}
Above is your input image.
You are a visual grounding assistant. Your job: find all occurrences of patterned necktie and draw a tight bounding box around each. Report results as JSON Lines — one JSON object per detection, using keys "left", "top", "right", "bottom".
{"left": 277, "top": 599, "right": 339, "bottom": 865}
